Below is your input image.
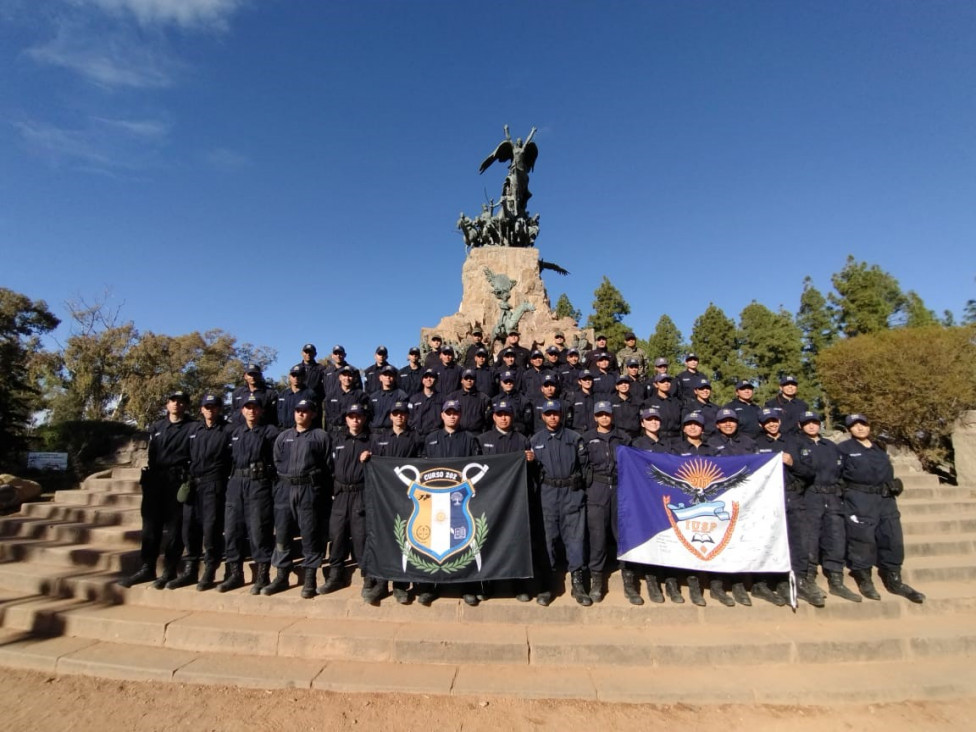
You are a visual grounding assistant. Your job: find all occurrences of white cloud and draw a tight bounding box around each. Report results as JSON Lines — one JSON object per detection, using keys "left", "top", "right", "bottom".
{"left": 77, "top": 0, "right": 246, "bottom": 29}
{"left": 205, "top": 147, "right": 252, "bottom": 171}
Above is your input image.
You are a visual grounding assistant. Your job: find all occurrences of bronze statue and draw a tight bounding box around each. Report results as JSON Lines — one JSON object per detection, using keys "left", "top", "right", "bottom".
{"left": 479, "top": 125, "right": 538, "bottom": 220}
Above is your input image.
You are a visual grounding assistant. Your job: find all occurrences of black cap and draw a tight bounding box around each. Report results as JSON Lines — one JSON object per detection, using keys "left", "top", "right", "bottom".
{"left": 244, "top": 363, "right": 262, "bottom": 374}
{"left": 332, "top": 345, "right": 345, "bottom": 355}
{"left": 168, "top": 390, "right": 190, "bottom": 402}
{"left": 302, "top": 343, "right": 317, "bottom": 354}
{"left": 200, "top": 394, "right": 221, "bottom": 407}
{"left": 391, "top": 401, "right": 410, "bottom": 414}
{"left": 375, "top": 345, "right": 388, "bottom": 356}
{"left": 379, "top": 364, "right": 396, "bottom": 375}
{"left": 408, "top": 346, "right": 421, "bottom": 356}
{"left": 289, "top": 364, "right": 304, "bottom": 376}
{"left": 624, "top": 332, "right": 636, "bottom": 340}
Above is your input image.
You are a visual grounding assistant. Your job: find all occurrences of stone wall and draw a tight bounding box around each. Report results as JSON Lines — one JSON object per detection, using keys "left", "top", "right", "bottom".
{"left": 953, "top": 410, "right": 976, "bottom": 486}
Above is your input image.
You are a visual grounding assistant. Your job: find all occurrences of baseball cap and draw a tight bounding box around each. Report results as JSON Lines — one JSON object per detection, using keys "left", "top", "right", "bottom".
{"left": 716, "top": 408, "right": 738, "bottom": 422}
{"left": 682, "top": 412, "right": 705, "bottom": 426}
{"left": 845, "top": 414, "right": 870, "bottom": 428}
{"left": 640, "top": 406, "right": 662, "bottom": 420}
{"left": 758, "top": 408, "right": 781, "bottom": 423}
{"left": 442, "top": 399, "right": 461, "bottom": 412}
{"left": 594, "top": 401, "right": 613, "bottom": 415}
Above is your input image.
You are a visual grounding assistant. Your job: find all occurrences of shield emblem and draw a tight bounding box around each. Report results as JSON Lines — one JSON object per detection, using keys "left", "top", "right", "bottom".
{"left": 664, "top": 495, "right": 740, "bottom": 560}
{"left": 406, "top": 481, "right": 475, "bottom": 563}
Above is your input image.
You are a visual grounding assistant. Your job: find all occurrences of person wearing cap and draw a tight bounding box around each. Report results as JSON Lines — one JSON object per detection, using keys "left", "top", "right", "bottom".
{"left": 324, "top": 345, "right": 362, "bottom": 395}
{"left": 793, "top": 412, "right": 860, "bottom": 605}
{"left": 462, "top": 328, "right": 487, "bottom": 369}
{"left": 278, "top": 364, "right": 318, "bottom": 429}
{"left": 469, "top": 348, "right": 496, "bottom": 396}
{"left": 419, "top": 400, "right": 483, "bottom": 606}
{"left": 300, "top": 344, "right": 326, "bottom": 402}
{"left": 529, "top": 373, "right": 570, "bottom": 433}
{"left": 522, "top": 349, "right": 549, "bottom": 397}
{"left": 675, "top": 354, "right": 702, "bottom": 403}
{"left": 398, "top": 347, "right": 424, "bottom": 397}
{"left": 724, "top": 380, "right": 762, "bottom": 440}
{"left": 434, "top": 345, "right": 462, "bottom": 394}
{"left": 623, "top": 359, "right": 652, "bottom": 402}
{"left": 616, "top": 332, "right": 648, "bottom": 378}
{"left": 493, "top": 348, "right": 523, "bottom": 392}
{"left": 684, "top": 377, "right": 719, "bottom": 436}
{"left": 448, "top": 369, "right": 492, "bottom": 434}
{"left": 550, "top": 332, "right": 568, "bottom": 364}
{"left": 499, "top": 330, "right": 530, "bottom": 370}
{"left": 707, "top": 408, "right": 758, "bottom": 607}
{"left": 583, "top": 335, "right": 615, "bottom": 373}
{"left": 566, "top": 370, "right": 597, "bottom": 433}
{"left": 368, "top": 365, "right": 409, "bottom": 434}
{"left": 324, "top": 366, "right": 371, "bottom": 435}
{"left": 631, "top": 406, "right": 673, "bottom": 603}
{"left": 557, "top": 347, "right": 582, "bottom": 386}
{"left": 670, "top": 411, "right": 719, "bottom": 606}
{"left": 765, "top": 375, "right": 808, "bottom": 437}
{"left": 319, "top": 403, "right": 375, "bottom": 598}
{"left": 268, "top": 398, "right": 333, "bottom": 599}
{"left": 610, "top": 374, "right": 643, "bottom": 439}
{"left": 230, "top": 364, "right": 279, "bottom": 427}
{"left": 491, "top": 371, "right": 533, "bottom": 436}
{"left": 218, "top": 393, "right": 280, "bottom": 594}
{"left": 652, "top": 357, "right": 679, "bottom": 397}
{"left": 582, "top": 401, "right": 635, "bottom": 604}
{"left": 423, "top": 334, "right": 444, "bottom": 370}
{"left": 529, "top": 399, "right": 592, "bottom": 607}
{"left": 477, "top": 400, "right": 540, "bottom": 603}
{"left": 119, "top": 390, "right": 195, "bottom": 589}
{"left": 544, "top": 345, "right": 563, "bottom": 377}
{"left": 407, "top": 369, "right": 444, "bottom": 437}
{"left": 837, "top": 415, "right": 924, "bottom": 604}
{"left": 646, "top": 373, "right": 682, "bottom": 440}
{"left": 364, "top": 346, "right": 396, "bottom": 395}
{"left": 590, "top": 352, "right": 617, "bottom": 398}
{"left": 165, "top": 394, "right": 232, "bottom": 591}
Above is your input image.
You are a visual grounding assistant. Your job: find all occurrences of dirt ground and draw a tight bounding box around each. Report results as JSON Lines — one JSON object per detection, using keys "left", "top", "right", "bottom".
{"left": 1, "top": 667, "right": 973, "bottom": 732}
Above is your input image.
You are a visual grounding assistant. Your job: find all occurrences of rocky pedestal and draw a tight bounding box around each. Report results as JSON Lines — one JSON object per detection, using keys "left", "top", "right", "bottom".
{"left": 952, "top": 410, "right": 976, "bottom": 486}
{"left": 423, "top": 247, "right": 591, "bottom": 355}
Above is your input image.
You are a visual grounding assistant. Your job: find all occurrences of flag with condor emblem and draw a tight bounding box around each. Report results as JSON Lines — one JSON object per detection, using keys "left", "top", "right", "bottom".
{"left": 617, "top": 448, "right": 790, "bottom": 573}
{"left": 362, "top": 453, "right": 532, "bottom": 582}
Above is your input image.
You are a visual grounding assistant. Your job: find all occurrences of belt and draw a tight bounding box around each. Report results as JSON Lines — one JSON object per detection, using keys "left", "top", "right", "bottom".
{"left": 591, "top": 472, "right": 617, "bottom": 485}
{"left": 334, "top": 481, "right": 364, "bottom": 493}
{"left": 285, "top": 473, "right": 323, "bottom": 486}
{"left": 811, "top": 483, "right": 842, "bottom": 495}
{"left": 544, "top": 477, "right": 576, "bottom": 488}
{"left": 844, "top": 481, "right": 885, "bottom": 494}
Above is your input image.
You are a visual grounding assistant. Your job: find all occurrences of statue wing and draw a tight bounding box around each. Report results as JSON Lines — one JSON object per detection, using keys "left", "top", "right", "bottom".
{"left": 523, "top": 141, "right": 539, "bottom": 172}
{"left": 539, "top": 259, "right": 570, "bottom": 276}
{"left": 649, "top": 464, "right": 698, "bottom": 499}
{"left": 479, "top": 140, "right": 514, "bottom": 174}
{"left": 702, "top": 466, "right": 751, "bottom": 500}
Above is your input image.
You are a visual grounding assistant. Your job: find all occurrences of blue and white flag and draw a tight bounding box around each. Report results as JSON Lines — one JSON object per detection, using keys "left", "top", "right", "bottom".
{"left": 617, "top": 448, "right": 790, "bottom": 574}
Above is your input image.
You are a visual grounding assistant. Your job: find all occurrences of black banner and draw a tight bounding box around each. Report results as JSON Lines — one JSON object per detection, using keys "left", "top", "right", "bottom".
{"left": 362, "top": 453, "right": 532, "bottom": 583}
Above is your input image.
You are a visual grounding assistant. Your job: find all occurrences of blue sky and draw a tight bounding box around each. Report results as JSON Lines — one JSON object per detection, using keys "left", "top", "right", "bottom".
{"left": 2, "top": 0, "right": 974, "bottom": 379}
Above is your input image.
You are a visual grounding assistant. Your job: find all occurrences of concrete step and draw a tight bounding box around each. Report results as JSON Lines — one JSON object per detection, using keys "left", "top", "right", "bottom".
{"left": 54, "top": 490, "right": 141, "bottom": 508}
{"left": 19, "top": 502, "right": 141, "bottom": 527}
{"left": 901, "top": 485, "right": 976, "bottom": 501}
{"left": 904, "top": 555, "right": 976, "bottom": 583}
{"left": 0, "top": 517, "right": 141, "bottom": 546}
{"left": 902, "top": 532, "right": 976, "bottom": 557}
{"left": 82, "top": 467, "right": 143, "bottom": 486}
{"left": 0, "top": 538, "right": 140, "bottom": 574}
{"left": 898, "top": 497, "right": 976, "bottom": 517}
{"left": 901, "top": 514, "right": 976, "bottom": 535}
{"left": 896, "top": 473, "right": 943, "bottom": 490}
{"left": 1, "top": 629, "right": 971, "bottom": 702}
{"left": 76, "top": 478, "right": 141, "bottom": 494}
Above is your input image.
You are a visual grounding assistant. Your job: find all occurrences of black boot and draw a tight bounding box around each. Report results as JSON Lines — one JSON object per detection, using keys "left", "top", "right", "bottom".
{"left": 166, "top": 560, "right": 199, "bottom": 590}
{"left": 197, "top": 562, "right": 218, "bottom": 591}
{"left": 415, "top": 582, "right": 438, "bottom": 606}
{"left": 687, "top": 575, "right": 706, "bottom": 606}
{"left": 392, "top": 581, "right": 411, "bottom": 605}
{"left": 644, "top": 573, "right": 665, "bottom": 604}
{"left": 249, "top": 563, "right": 270, "bottom": 595}
{"left": 796, "top": 577, "right": 826, "bottom": 607}
{"left": 826, "top": 570, "right": 862, "bottom": 603}
{"left": 217, "top": 562, "right": 244, "bottom": 593}
{"left": 153, "top": 561, "right": 179, "bottom": 590}
{"left": 709, "top": 578, "right": 735, "bottom": 607}
{"left": 571, "top": 569, "right": 593, "bottom": 607}
{"left": 536, "top": 574, "right": 553, "bottom": 607}
{"left": 621, "top": 568, "right": 644, "bottom": 606}
{"left": 364, "top": 577, "right": 388, "bottom": 605}
{"left": 318, "top": 566, "right": 345, "bottom": 595}
{"left": 261, "top": 567, "right": 290, "bottom": 596}
{"left": 751, "top": 580, "right": 786, "bottom": 607}
{"left": 664, "top": 577, "right": 684, "bottom": 604}
{"left": 879, "top": 568, "right": 925, "bottom": 604}
{"left": 588, "top": 571, "right": 605, "bottom": 603}
{"left": 118, "top": 562, "right": 156, "bottom": 588}
{"left": 301, "top": 568, "right": 318, "bottom": 599}
{"left": 514, "top": 579, "right": 532, "bottom": 603}
{"left": 851, "top": 568, "right": 881, "bottom": 601}
{"left": 731, "top": 581, "right": 752, "bottom": 606}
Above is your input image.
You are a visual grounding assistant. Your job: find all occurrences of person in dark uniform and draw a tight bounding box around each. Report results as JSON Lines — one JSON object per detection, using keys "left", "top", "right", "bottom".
{"left": 566, "top": 370, "right": 597, "bottom": 433}
{"left": 674, "top": 353, "right": 702, "bottom": 403}
{"left": 368, "top": 365, "right": 409, "bottom": 434}
{"left": 364, "top": 345, "right": 395, "bottom": 394}
{"left": 838, "top": 414, "right": 924, "bottom": 603}
{"left": 366, "top": 401, "right": 424, "bottom": 604}
{"left": 230, "top": 364, "right": 278, "bottom": 427}
{"left": 278, "top": 364, "right": 317, "bottom": 429}
{"left": 794, "top": 411, "right": 861, "bottom": 604}
{"left": 318, "top": 403, "right": 376, "bottom": 599}
{"left": 529, "top": 400, "right": 592, "bottom": 607}
{"left": 469, "top": 348, "right": 496, "bottom": 396}
{"left": 590, "top": 353, "right": 617, "bottom": 398}
{"left": 584, "top": 335, "right": 617, "bottom": 373}
{"left": 267, "top": 398, "right": 332, "bottom": 599}
{"left": 651, "top": 357, "right": 678, "bottom": 397}
{"left": 119, "top": 390, "right": 195, "bottom": 588}
{"left": 448, "top": 369, "right": 492, "bottom": 434}
{"left": 493, "top": 348, "right": 523, "bottom": 392}
{"left": 684, "top": 378, "right": 719, "bottom": 437}
{"left": 522, "top": 350, "right": 548, "bottom": 396}
{"left": 499, "top": 330, "right": 530, "bottom": 369}
{"left": 550, "top": 332, "right": 568, "bottom": 363}
{"left": 528, "top": 373, "right": 570, "bottom": 434}
{"left": 631, "top": 407, "right": 674, "bottom": 603}
{"left": 623, "top": 359, "right": 651, "bottom": 401}
{"left": 581, "top": 401, "right": 633, "bottom": 604}
{"left": 398, "top": 346, "right": 424, "bottom": 398}
{"left": 492, "top": 371, "right": 533, "bottom": 435}
{"left": 407, "top": 369, "right": 444, "bottom": 437}
{"left": 610, "top": 374, "right": 643, "bottom": 438}
{"left": 218, "top": 394, "right": 279, "bottom": 594}
{"left": 324, "top": 345, "right": 362, "bottom": 394}
{"left": 646, "top": 373, "right": 681, "bottom": 440}
{"left": 670, "top": 412, "right": 721, "bottom": 607}
{"left": 166, "top": 393, "right": 231, "bottom": 591}
{"left": 462, "top": 328, "right": 487, "bottom": 368}
{"left": 724, "top": 380, "right": 762, "bottom": 439}
{"left": 434, "top": 345, "right": 462, "bottom": 395}
{"left": 423, "top": 334, "right": 444, "bottom": 370}
{"left": 765, "top": 375, "right": 808, "bottom": 437}
{"left": 558, "top": 347, "right": 582, "bottom": 386}
{"left": 419, "top": 399, "right": 483, "bottom": 606}
{"left": 324, "top": 365, "right": 370, "bottom": 435}
{"left": 300, "top": 344, "right": 326, "bottom": 403}
{"left": 544, "top": 346, "right": 563, "bottom": 380}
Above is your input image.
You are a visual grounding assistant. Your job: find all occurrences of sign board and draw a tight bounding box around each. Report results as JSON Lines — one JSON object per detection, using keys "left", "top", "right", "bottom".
{"left": 27, "top": 452, "right": 69, "bottom": 471}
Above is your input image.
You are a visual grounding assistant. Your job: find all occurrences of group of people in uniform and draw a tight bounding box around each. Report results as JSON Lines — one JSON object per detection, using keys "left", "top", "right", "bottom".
{"left": 118, "top": 330, "right": 925, "bottom": 609}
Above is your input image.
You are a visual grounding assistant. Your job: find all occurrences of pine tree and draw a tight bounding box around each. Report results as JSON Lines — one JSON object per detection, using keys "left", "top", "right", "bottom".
{"left": 554, "top": 293, "right": 582, "bottom": 323}
{"left": 738, "top": 302, "right": 804, "bottom": 404}
{"left": 903, "top": 291, "right": 938, "bottom": 328}
{"left": 585, "top": 276, "right": 632, "bottom": 353}
{"left": 689, "top": 303, "right": 744, "bottom": 403}
{"left": 829, "top": 255, "right": 907, "bottom": 337}
{"left": 645, "top": 314, "right": 683, "bottom": 366}
{"left": 796, "top": 277, "right": 837, "bottom": 415}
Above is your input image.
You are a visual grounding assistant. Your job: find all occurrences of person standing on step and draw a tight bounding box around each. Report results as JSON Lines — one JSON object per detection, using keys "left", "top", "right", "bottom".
{"left": 266, "top": 398, "right": 333, "bottom": 599}
{"left": 118, "top": 390, "right": 195, "bottom": 589}
{"left": 765, "top": 375, "right": 808, "bottom": 438}
{"left": 218, "top": 394, "right": 279, "bottom": 594}
{"left": 631, "top": 407, "right": 673, "bottom": 604}
{"left": 166, "top": 393, "right": 231, "bottom": 591}
{"left": 838, "top": 414, "right": 924, "bottom": 604}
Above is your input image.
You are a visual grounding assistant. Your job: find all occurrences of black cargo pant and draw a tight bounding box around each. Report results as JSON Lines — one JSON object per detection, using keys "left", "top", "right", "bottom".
{"left": 805, "top": 488, "right": 847, "bottom": 573}
{"left": 844, "top": 488, "right": 905, "bottom": 572}
{"left": 328, "top": 484, "right": 365, "bottom": 570}
{"left": 139, "top": 467, "right": 185, "bottom": 566}
{"left": 181, "top": 476, "right": 226, "bottom": 565}
{"left": 586, "top": 478, "right": 617, "bottom": 572}
{"left": 272, "top": 477, "right": 330, "bottom": 569}
{"left": 225, "top": 476, "right": 273, "bottom": 564}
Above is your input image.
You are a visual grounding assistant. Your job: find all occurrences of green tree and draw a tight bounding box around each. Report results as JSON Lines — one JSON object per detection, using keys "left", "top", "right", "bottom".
{"left": 796, "top": 277, "right": 838, "bottom": 415}
{"left": 554, "top": 293, "right": 581, "bottom": 323}
{"left": 0, "top": 288, "right": 60, "bottom": 468}
{"left": 828, "top": 255, "right": 907, "bottom": 337}
{"left": 585, "top": 276, "right": 632, "bottom": 353}
{"left": 738, "top": 302, "right": 804, "bottom": 404}
{"left": 817, "top": 325, "right": 976, "bottom": 471}
{"left": 963, "top": 278, "right": 976, "bottom": 325}
{"left": 902, "top": 291, "right": 938, "bottom": 328}
{"left": 689, "top": 303, "right": 744, "bottom": 403}
{"left": 645, "top": 314, "right": 684, "bottom": 366}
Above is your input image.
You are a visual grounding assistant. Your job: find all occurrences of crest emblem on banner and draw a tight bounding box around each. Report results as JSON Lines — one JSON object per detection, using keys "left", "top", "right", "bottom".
{"left": 649, "top": 459, "right": 750, "bottom": 560}
{"left": 392, "top": 463, "right": 490, "bottom": 574}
